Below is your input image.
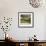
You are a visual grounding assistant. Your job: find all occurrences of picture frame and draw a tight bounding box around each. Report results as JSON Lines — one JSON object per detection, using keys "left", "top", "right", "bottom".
{"left": 18, "top": 12, "right": 34, "bottom": 28}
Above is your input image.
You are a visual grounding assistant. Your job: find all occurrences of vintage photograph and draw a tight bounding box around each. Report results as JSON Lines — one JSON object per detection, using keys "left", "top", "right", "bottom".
{"left": 18, "top": 12, "right": 34, "bottom": 28}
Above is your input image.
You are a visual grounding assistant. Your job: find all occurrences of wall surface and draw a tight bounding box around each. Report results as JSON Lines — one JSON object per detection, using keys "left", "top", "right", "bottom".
{"left": 0, "top": 0, "right": 46, "bottom": 40}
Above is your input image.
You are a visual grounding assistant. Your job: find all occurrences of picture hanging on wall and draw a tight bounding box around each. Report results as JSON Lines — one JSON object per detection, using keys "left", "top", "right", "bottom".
{"left": 18, "top": 12, "right": 34, "bottom": 28}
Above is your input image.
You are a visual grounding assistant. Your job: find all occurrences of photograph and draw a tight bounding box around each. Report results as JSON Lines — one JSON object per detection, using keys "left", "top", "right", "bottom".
{"left": 18, "top": 12, "right": 34, "bottom": 28}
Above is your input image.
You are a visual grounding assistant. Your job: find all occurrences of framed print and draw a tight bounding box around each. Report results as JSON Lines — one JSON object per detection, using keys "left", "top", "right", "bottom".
{"left": 18, "top": 12, "right": 34, "bottom": 28}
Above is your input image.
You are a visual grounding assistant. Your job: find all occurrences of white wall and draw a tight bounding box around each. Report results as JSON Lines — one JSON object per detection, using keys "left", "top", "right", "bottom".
{"left": 0, "top": 0, "right": 46, "bottom": 40}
